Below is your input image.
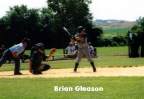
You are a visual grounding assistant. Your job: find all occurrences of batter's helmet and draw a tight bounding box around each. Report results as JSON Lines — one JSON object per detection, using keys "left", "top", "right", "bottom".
{"left": 77, "top": 26, "right": 85, "bottom": 33}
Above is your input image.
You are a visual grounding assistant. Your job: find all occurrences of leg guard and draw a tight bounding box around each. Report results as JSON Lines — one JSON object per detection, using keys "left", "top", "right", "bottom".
{"left": 30, "top": 63, "right": 42, "bottom": 75}
{"left": 41, "top": 64, "right": 51, "bottom": 71}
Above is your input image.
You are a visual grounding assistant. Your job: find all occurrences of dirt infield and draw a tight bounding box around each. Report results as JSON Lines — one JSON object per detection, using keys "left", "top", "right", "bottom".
{"left": 0, "top": 66, "right": 144, "bottom": 78}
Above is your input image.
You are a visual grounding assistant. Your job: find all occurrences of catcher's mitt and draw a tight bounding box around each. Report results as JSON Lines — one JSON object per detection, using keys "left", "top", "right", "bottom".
{"left": 75, "top": 37, "right": 81, "bottom": 42}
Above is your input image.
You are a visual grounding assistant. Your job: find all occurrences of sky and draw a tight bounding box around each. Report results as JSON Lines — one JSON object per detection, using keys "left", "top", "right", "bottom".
{"left": 90, "top": 0, "right": 144, "bottom": 21}
{"left": 0, "top": 0, "right": 144, "bottom": 21}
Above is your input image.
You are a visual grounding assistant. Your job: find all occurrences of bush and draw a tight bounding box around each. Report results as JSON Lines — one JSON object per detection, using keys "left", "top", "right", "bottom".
{"left": 95, "top": 36, "right": 128, "bottom": 47}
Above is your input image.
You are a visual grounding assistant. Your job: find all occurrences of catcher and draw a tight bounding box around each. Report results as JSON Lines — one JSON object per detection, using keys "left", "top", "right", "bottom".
{"left": 29, "top": 43, "right": 51, "bottom": 74}
{"left": 74, "top": 26, "right": 96, "bottom": 72}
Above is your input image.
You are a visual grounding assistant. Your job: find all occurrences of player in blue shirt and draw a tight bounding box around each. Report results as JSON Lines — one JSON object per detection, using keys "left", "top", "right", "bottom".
{"left": 0, "top": 38, "right": 30, "bottom": 75}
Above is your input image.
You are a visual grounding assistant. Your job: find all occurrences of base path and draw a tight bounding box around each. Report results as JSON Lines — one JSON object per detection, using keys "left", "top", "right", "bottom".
{"left": 0, "top": 66, "right": 144, "bottom": 78}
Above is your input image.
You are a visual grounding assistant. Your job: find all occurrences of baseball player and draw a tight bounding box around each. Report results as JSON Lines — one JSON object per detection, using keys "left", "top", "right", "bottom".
{"left": 65, "top": 42, "right": 77, "bottom": 58}
{"left": 88, "top": 42, "right": 96, "bottom": 58}
{"left": 0, "top": 38, "right": 30, "bottom": 75}
{"left": 29, "top": 43, "right": 51, "bottom": 75}
{"left": 47, "top": 48, "right": 57, "bottom": 60}
{"left": 74, "top": 26, "right": 96, "bottom": 72}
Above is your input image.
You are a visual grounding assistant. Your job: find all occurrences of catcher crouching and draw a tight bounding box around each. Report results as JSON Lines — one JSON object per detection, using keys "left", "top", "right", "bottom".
{"left": 29, "top": 43, "right": 51, "bottom": 74}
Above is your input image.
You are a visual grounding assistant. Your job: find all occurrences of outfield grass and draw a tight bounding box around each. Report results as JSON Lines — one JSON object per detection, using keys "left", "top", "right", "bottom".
{"left": 103, "top": 28, "right": 129, "bottom": 38}
{"left": 0, "top": 46, "right": 144, "bottom": 71}
{"left": 0, "top": 77, "right": 143, "bottom": 99}
{"left": 97, "top": 46, "right": 128, "bottom": 56}
{"left": 0, "top": 47, "right": 144, "bottom": 99}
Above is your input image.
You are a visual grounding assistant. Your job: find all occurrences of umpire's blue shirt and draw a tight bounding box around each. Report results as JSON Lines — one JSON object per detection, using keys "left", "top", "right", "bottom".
{"left": 9, "top": 43, "right": 25, "bottom": 56}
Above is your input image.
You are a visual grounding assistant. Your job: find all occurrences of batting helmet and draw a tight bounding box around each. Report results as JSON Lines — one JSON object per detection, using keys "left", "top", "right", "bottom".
{"left": 77, "top": 26, "right": 85, "bottom": 33}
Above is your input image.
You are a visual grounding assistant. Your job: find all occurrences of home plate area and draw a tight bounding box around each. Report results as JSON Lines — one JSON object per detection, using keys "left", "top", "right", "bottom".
{"left": 0, "top": 66, "right": 144, "bottom": 78}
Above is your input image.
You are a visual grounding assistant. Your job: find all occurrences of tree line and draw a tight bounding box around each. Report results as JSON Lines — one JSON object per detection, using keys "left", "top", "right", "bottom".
{"left": 0, "top": 0, "right": 102, "bottom": 48}
{"left": 1, "top": 0, "right": 143, "bottom": 52}
{"left": 128, "top": 17, "right": 144, "bottom": 57}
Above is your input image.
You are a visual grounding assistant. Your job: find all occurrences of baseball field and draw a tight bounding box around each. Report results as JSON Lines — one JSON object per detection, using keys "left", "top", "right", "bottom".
{"left": 0, "top": 46, "right": 144, "bottom": 99}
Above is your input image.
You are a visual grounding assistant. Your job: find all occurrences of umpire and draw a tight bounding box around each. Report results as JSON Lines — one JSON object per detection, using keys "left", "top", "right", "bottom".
{"left": 74, "top": 26, "right": 96, "bottom": 72}
{"left": 0, "top": 38, "right": 30, "bottom": 75}
{"left": 29, "top": 43, "right": 51, "bottom": 75}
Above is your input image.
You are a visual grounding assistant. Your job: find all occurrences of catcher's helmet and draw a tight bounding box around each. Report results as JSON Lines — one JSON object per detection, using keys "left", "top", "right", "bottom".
{"left": 35, "top": 43, "right": 45, "bottom": 49}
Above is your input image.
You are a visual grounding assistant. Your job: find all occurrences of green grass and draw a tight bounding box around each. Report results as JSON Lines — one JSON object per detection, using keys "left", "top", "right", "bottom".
{"left": 0, "top": 46, "right": 144, "bottom": 71}
{"left": 0, "top": 77, "right": 143, "bottom": 99}
{"left": 97, "top": 46, "right": 128, "bottom": 56}
{"left": 0, "top": 48, "right": 143, "bottom": 99}
{"left": 103, "top": 28, "right": 129, "bottom": 38}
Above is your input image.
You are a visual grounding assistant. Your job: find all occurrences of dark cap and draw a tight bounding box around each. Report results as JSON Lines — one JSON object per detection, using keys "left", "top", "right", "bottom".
{"left": 77, "top": 26, "right": 85, "bottom": 33}
{"left": 35, "top": 43, "right": 45, "bottom": 49}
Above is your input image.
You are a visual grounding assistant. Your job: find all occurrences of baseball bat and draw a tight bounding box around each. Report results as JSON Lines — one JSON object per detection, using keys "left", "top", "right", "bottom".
{"left": 63, "top": 26, "right": 72, "bottom": 37}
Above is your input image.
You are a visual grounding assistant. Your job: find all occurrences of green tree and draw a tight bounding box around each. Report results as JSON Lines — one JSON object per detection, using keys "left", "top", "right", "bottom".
{"left": 136, "top": 17, "right": 144, "bottom": 57}
{"left": 40, "top": 8, "right": 58, "bottom": 47}
{"left": 88, "top": 27, "right": 103, "bottom": 46}
{"left": 0, "top": 1, "right": 98, "bottom": 48}
{"left": 47, "top": 0, "right": 92, "bottom": 34}
{"left": 137, "top": 17, "right": 144, "bottom": 30}
{"left": 129, "top": 17, "right": 144, "bottom": 57}
{"left": 6, "top": 5, "right": 42, "bottom": 44}
{"left": 7, "top": 5, "right": 28, "bottom": 35}
{"left": 0, "top": 16, "right": 9, "bottom": 45}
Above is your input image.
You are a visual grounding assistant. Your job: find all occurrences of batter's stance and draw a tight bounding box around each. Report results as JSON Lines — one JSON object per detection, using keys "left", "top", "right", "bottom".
{"left": 74, "top": 26, "right": 96, "bottom": 72}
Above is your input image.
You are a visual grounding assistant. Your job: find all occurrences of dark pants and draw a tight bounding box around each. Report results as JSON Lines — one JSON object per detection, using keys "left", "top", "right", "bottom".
{"left": 31, "top": 63, "right": 51, "bottom": 74}
{"left": 0, "top": 49, "right": 21, "bottom": 74}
